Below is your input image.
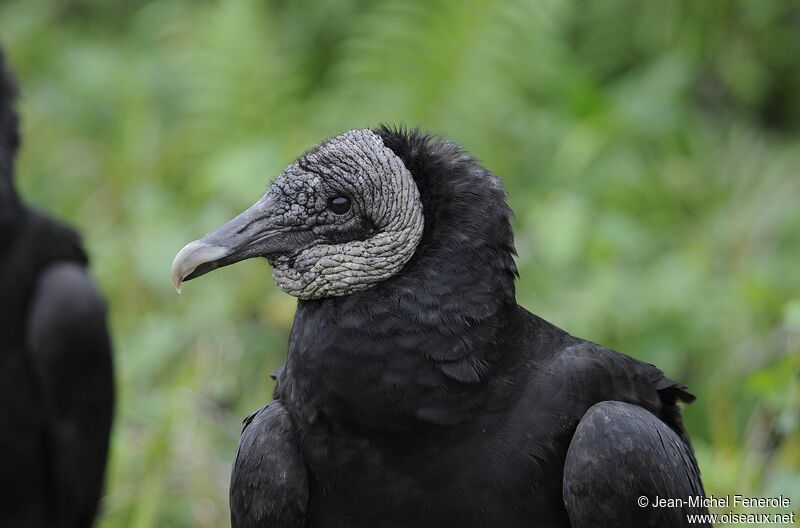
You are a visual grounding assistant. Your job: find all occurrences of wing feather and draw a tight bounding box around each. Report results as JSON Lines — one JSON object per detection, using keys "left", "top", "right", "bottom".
{"left": 563, "top": 401, "right": 709, "bottom": 528}
{"left": 27, "top": 262, "right": 114, "bottom": 526}
{"left": 230, "top": 402, "right": 308, "bottom": 528}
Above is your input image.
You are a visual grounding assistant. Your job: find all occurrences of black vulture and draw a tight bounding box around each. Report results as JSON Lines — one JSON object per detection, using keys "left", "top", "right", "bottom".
{"left": 0, "top": 51, "right": 114, "bottom": 527}
{"left": 172, "top": 128, "right": 709, "bottom": 527}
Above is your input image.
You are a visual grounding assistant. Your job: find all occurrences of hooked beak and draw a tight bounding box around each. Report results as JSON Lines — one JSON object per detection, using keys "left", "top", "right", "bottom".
{"left": 171, "top": 194, "right": 298, "bottom": 293}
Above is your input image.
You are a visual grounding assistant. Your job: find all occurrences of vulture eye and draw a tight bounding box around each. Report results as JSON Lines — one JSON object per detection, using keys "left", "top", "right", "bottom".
{"left": 327, "top": 195, "right": 351, "bottom": 215}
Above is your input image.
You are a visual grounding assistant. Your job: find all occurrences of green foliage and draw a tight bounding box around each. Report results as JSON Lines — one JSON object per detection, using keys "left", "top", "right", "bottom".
{"left": 1, "top": 0, "right": 798, "bottom": 526}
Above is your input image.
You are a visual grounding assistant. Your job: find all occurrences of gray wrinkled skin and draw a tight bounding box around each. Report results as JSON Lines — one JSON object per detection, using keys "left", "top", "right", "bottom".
{"left": 267, "top": 129, "right": 424, "bottom": 299}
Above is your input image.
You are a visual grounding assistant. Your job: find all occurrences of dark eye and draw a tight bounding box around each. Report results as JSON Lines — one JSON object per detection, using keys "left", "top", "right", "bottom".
{"left": 327, "top": 195, "right": 351, "bottom": 215}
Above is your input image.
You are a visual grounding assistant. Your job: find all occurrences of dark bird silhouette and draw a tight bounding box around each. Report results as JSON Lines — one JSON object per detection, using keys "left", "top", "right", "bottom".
{"left": 0, "top": 50, "right": 114, "bottom": 527}
{"left": 172, "top": 127, "right": 709, "bottom": 527}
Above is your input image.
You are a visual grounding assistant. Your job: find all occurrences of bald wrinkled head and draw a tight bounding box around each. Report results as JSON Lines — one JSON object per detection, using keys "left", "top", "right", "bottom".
{"left": 172, "top": 129, "right": 425, "bottom": 299}
{"left": 269, "top": 129, "right": 424, "bottom": 298}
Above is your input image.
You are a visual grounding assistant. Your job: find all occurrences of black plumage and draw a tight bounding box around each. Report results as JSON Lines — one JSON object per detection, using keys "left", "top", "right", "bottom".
{"left": 0, "top": 50, "right": 114, "bottom": 527}
{"left": 175, "top": 126, "right": 708, "bottom": 527}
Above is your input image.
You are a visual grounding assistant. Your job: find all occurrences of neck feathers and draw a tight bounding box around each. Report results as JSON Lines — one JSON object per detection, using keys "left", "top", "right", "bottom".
{"left": 374, "top": 126, "right": 518, "bottom": 311}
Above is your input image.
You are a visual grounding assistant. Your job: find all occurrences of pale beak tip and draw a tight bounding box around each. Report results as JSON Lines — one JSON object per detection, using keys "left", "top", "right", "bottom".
{"left": 172, "top": 274, "right": 183, "bottom": 294}
{"left": 171, "top": 240, "right": 233, "bottom": 294}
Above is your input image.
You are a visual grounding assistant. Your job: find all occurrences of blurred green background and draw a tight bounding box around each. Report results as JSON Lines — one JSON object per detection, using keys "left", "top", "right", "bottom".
{"left": 2, "top": 0, "right": 799, "bottom": 526}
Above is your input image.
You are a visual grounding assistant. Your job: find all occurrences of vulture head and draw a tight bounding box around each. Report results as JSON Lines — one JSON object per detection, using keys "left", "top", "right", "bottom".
{"left": 172, "top": 129, "right": 425, "bottom": 298}
{"left": 173, "top": 127, "right": 516, "bottom": 308}
{"left": 0, "top": 50, "right": 21, "bottom": 228}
